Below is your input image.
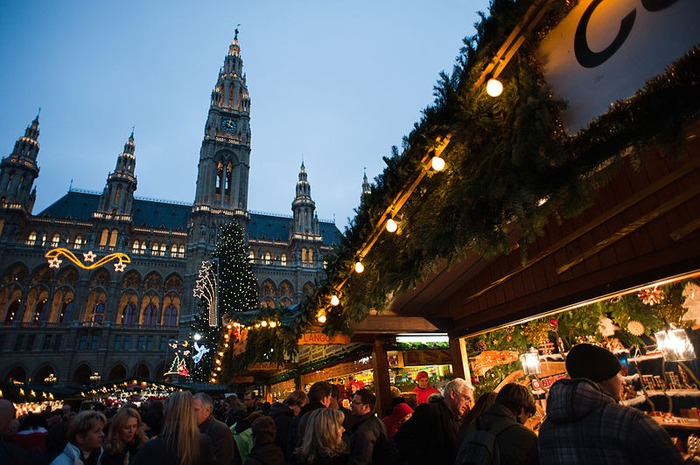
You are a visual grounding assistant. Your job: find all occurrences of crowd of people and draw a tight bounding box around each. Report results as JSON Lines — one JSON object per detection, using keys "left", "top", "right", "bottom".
{"left": 0, "top": 343, "right": 693, "bottom": 465}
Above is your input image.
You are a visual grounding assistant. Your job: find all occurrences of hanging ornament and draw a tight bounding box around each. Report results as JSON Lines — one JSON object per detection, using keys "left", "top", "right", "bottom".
{"left": 549, "top": 318, "right": 559, "bottom": 329}
{"left": 474, "top": 339, "right": 487, "bottom": 352}
{"left": 506, "top": 334, "right": 513, "bottom": 342}
{"left": 471, "top": 375, "right": 480, "bottom": 385}
{"left": 505, "top": 326, "right": 514, "bottom": 333}
{"left": 637, "top": 286, "right": 664, "bottom": 305}
{"left": 627, "top": 320, "right": 645, "bottom": 336}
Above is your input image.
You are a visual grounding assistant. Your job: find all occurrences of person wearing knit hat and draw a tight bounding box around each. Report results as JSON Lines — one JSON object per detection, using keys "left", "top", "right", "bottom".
{"left": 412, "top": 371, "right": 440, "bottom": 405}
{"left": 382, "top": 402, "right": 414, "bottom": 440}
{"left": 538, "top": 343, "right": 684, "bottom": 465}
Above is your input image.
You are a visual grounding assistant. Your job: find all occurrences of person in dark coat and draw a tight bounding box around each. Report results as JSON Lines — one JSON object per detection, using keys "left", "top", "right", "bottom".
{"left": 194, "top": 393, "right": 235, "bottom": 465}
{"left": 347, "top": 389, "right": 390, "bottom": 465}
{"left": 539, "top": 343, "right": 684, "bottom": 465}
{"left": 456, "top": 383, "right": 539, "bottom": 465}
{"left": 132, "top": 391, "right": 215, "bottom": 465}
{"left": 269, "top": 390, "right": 307, "bottom": 460}
{"left": 244, "top": 416, "right": 285, "bottom": 465}
{"left": 287, "top": 381, "right": 332, "bottom": 456}
{"left": 394, "top": 378, "right": 474, "bottom": 465}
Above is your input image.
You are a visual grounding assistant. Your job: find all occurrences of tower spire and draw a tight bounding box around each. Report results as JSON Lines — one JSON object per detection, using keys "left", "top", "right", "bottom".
{"left": 362, "top": 167, "right": 371, "bottom": 195}
{"left": 0, "top": 116, "right": 41, "bottom": 213}
{"left": 95, "top": 131, "right": 138, "bottom": 221}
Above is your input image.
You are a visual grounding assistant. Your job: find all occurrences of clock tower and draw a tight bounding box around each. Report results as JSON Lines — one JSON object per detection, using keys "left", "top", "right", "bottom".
{"left": 190, "top": 28, "right": 251, "bottom": 255}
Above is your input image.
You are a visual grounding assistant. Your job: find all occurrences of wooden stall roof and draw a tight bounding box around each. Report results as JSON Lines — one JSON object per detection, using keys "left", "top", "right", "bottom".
{"left": 388, "top": 121, "right": 700, "bottom": 338}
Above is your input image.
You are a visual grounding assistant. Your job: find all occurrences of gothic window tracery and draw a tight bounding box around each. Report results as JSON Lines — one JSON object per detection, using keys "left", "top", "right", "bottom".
{"left": 143, "top": 303, "right": 158, "bottom": 326}
{"left": 121, "top": 302, "right": 137, "bottom": 326}
{"left": 51, "top": 234, "right": 60, "bottom": 247}
{"left": 99, "top": 228, "right": 109, "bottom": 249}
{"left": 27, "top": 231, "right": 37, "bottom": 246}
{"left": 56, "top": 267, "right": 78, "bottom": 287}
{"left": 144, "top": 273, "right": 162, "bottom": 291}
{"left": 163, "top": 304, "right": 178, "bottom": 326}
{"left": 74, "top": 235, "right": 84, "bottom": 249}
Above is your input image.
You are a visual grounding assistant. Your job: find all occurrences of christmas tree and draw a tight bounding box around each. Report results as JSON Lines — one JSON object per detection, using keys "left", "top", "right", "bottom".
{"left": 190, "top": 221, "right": 258, "bottom": 382}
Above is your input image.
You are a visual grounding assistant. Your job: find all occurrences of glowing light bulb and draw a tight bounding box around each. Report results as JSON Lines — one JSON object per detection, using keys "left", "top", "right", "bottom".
{"left": 486, "top": 78, "right": 503, "bottom": 97}
{"left": 330, "top": 295, "right": 340, "bottom": 306}
{"left": 355, "top": 261, "right": 365, "bottom": 273}
{"left": 317, "top": 314, "right": 327, "bottom": 324}
{"left": 431, "top": 156, "right": 445, "bottom": 171}
{"left": 261, "top": 320, "right": 268, "bottom": 327}
{"left": 386, "top": 218, "right": 398, "bottom": 233}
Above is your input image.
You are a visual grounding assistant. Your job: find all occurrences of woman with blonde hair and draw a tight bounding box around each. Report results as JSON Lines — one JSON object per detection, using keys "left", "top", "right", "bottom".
{"left": 132, "top": 391, "right": 214, "bottom": 465}
{"left": 290, "top": 408, "right": 349, "bottom": 465}
{"left": 102, "top": 407, "right": 148, "bottom": 465}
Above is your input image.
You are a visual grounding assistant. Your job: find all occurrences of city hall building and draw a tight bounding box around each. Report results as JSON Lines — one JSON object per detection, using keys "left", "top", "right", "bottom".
{"left": 0, "top": 32, "right": 341, "bottom": 387}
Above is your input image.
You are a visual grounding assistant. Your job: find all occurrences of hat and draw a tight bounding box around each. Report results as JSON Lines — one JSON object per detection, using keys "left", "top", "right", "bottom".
{"left": 415, "top": 371, "right": 429, "bottom": 381}
{"left": 566, "top": 343, "right": 622, "bottom": 382}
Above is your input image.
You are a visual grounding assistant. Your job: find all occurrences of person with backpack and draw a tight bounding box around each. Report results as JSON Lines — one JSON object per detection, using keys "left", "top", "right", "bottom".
{"left": 395, "top": 378, "right": 474, "bottom": 465}
{"left": 455, "top": 383, "right": 539, "bottom": 465}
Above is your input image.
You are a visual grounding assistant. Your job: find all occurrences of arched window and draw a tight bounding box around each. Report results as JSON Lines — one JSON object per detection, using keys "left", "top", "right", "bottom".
{"left": 264, "top": 252, "right": 271, "bottom": 265}
{"left": 308, "top": 248, "right": 314, "bottom": 264}
{"left": 99, "top": 228, "right": 109, "bottom": 249}
{"left": 4, "top": 300, "right": 20, "bottom": 323}
{"left": 301, "top": 248, "right": 307, "bottom": 262}
{"left": 33, "top": 299, "right": 48, "bottom": 324}
{"left": 164, "top": 305, "right": 178, "bottom": 326}
{"left": 27, "top": 231, "right": 37, "bottom": 246}
{"left": 178, "top": 245, "right": 185, "bottom": 257}
{"left": 74, "top": 236, "right": 84, "bottom": 249}
{"left": 109, "top": 229, "right": 118, "bottom": 249}
{"left": 132, "top": 240, "right": 140, "bottom": 254}
{"left": 92, "top": 302, "right": 105, "bottom": 324}
{"left": 151, "top": 242, "right": 159, "bottom": 256}
{"left": 280, "top": 254, "right": 287, "bottom": 266}
{"left": 170, "top": 244, "right": 178, "bottom": 257}
{"left": 143, "top": 304, "right": 158, "bottom": 326}
{"left": 140, "top": 242, "right": 147, "bottom": 254}
{"left": 248, "top": 251, "right": 255, "bottom": 263}
{"left": 51, "top": 234, "right": 60, "bottom": 247}
{"left": 159, "top": 243, "right": 166, "bottom": 257}
{"left": 122, "top": 303, "right": 137, "bottom": 326}
{"left": 59, "top": 300, "right": 73, "bottom": 323}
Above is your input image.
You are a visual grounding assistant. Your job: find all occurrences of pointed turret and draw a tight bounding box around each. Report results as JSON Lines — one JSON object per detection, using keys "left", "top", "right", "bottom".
{"left": 94, "top": 131, "right": 137, "bottom": 221}
{"left": 0, "top": 114, "right": 41, "bottom": 213}
{"left": 362, "top": 168, "right": 371, "bottom": 195}
{"left": 291, "top": 161, "right": 320, "bottom": 240}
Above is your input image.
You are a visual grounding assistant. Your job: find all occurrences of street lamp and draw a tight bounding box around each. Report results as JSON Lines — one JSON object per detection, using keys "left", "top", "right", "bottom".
{"left": 89, "top": 372, "right": 101, "bottom": 385}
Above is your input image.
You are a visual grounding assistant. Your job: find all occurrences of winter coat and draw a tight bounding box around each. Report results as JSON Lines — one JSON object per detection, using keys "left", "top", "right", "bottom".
{"left": 539, "top": 378, "right": 684, "bottom": 465}
{"left": 131, "top": 433, "right": 214, "bottom": 465}
{"left": 287, "top": 402, "right": 326, "bottom": 455}
{"left": 394, "top": 399, "right": 460, "bottom": 465}
{"left": 199, "top": 415, "right": 235, "bottom": 465}
{"left": 101, "top": 436, "right": 145, "bottom": 465}
{"left": 347, "top": 412, "right": 389, "bottom": 465}
{"left": 462, "top": 403, "right": 539, "bottom": 465}
{"left": 268, "top": 402, "right": 294, "bottom": 458}
{"left": 289, "top": 451, "right": 350, "bottom": 465}
{"left": 243, "top": 442, "right": 285, "bottom": 465}
{"left": 50, "top": 442, "right": 102, "bottom": 465}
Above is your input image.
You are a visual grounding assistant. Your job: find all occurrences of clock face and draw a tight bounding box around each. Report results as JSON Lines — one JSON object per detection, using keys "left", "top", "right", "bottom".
{"left": 221, "top": 119, "right": 237, "bottom": 132}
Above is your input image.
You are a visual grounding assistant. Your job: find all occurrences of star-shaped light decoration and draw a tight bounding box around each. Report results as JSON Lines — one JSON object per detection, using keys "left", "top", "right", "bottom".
{"left": 114, "top": 260, "right": 126, "bottom": 272}
{"left": 48, "top": 256, "right": 62, "bottom": 269}
{"left": 83, "top": 250, "right": 97, "bottom": 263}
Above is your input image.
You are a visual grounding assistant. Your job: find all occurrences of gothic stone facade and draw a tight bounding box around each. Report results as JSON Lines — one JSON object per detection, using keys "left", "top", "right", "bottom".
{"left": 0, "top": 33, "right": 340, "bottom": 388}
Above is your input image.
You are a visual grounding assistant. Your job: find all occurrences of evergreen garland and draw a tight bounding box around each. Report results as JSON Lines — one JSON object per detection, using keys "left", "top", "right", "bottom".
{"left": 308, "top": 0, "right": 700, "bottom": 331}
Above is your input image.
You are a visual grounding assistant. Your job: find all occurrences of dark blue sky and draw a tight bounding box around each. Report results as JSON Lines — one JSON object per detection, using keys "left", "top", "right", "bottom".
{"left": 0, "top": 0, "right": 489, "bottom": 228}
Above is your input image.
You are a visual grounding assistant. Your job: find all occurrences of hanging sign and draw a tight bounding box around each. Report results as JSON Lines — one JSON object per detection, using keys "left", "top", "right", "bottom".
{"left": 538, "top": 0, "right": 700, "bottom": 133}
{"left": 298, "top": 332, "right": 351, "bottom": 345}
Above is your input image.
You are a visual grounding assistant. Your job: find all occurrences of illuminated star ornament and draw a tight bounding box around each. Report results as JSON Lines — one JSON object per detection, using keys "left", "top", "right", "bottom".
{"left": 45, "top": 248, "right": 131, "bottom": 272}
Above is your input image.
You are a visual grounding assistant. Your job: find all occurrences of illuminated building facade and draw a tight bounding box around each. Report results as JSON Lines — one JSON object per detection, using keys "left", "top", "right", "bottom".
{"left": 0, "top": 32, "right": 340, "bottom": 388}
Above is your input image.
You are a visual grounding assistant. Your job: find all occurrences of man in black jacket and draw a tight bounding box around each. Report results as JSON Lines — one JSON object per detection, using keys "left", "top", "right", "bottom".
{"left": 194, "top": 392, "right": 235, "bottom": 465}
{"left": 348, "top": 389, "right": 392, "bottom": 465}
{"left": 395, "top": 378, "right": 474, "bottom": 465}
